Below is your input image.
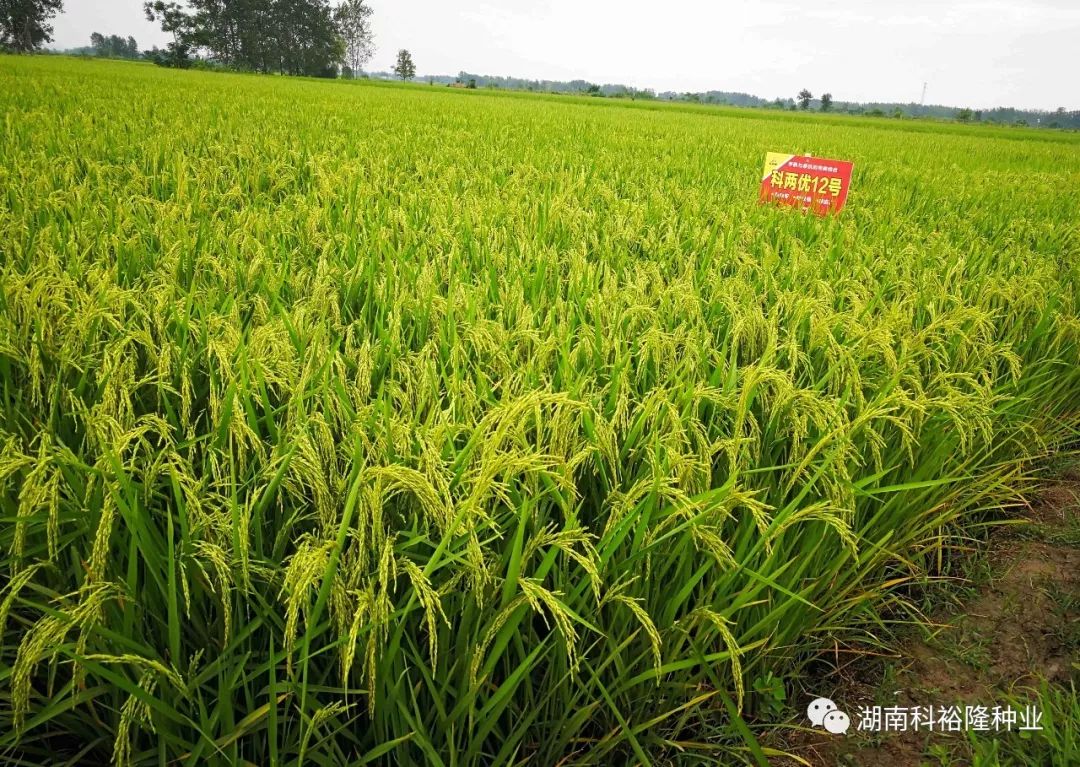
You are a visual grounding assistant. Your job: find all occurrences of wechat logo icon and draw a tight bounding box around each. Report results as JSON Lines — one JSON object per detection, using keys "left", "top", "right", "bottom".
{"left": 807, "top": 697, "right": 850, "bottom": 734}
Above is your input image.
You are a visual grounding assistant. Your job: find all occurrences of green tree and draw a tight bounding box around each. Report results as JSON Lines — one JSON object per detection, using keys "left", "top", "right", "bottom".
{"left": 820, "top": 92, "right": 832, "bottom": 112}
{"left": 0, "top": 0, "right": 64, "bottom": 52}
{"left": 145, "top": 0, "right": 344, "bottom": 76}
{"left": 143, "top": 2, "right": 192, "bottom": 48}
{"left": 281, "top": 0, "right": 343, "bottom": 77}
{"left": 393, "top": 48, "right": 415, "bottom": 80}
{"left": 143, "top": 2, "right": 194, "bottom": 68}
{"left": 797, "top": 88, "right": 812, "bottom": 110}
{"left": 90, "top": 32, "right": 141, "bottom": 59}
{"left": 957, "top": 108, "right": 973, "bottom": 122}
{"left": 333, "top": 0, "right": 374, "bottom": 76}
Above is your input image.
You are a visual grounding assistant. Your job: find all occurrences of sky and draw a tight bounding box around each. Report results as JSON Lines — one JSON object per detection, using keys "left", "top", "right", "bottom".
{"left": 51, "top": 1, "right": 1080, "bottom": 111}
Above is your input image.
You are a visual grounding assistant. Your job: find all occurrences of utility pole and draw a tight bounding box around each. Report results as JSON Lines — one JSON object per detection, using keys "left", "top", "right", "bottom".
{"left": 920, "top": 82, "right": 927, "bottom": 114}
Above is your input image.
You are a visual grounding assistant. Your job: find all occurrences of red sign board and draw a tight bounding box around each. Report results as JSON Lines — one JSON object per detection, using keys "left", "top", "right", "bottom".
{"left": 759, "top": 152, "right": 854, "bottom": 215}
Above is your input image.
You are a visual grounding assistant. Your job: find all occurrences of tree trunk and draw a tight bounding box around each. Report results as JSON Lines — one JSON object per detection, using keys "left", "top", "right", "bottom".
{"left": 21, "top": 15, "right": 32, "bottom": 52}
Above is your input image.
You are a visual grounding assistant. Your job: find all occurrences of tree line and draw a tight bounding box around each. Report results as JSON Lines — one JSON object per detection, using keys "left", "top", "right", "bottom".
{"left": 2, "top": 0, "right": 380, "bottom": 78}
{"left": 89, "top": 33, "right": 140, "bottom": 59}
{"left": 142, "top": 1, "right": 374, "bottom": 77}
{"left": 3, "top": 1, "right": 1076, "bottom": 129}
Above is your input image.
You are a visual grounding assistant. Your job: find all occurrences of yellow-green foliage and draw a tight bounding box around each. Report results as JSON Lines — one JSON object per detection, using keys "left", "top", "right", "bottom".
{"left": 0, "top": 56, "right": 1078, "bottom": 765}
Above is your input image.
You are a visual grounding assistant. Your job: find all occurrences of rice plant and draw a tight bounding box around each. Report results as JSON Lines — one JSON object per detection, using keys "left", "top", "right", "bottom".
{"left": 0, "top": 55, "right": 1078, "bottom": 765}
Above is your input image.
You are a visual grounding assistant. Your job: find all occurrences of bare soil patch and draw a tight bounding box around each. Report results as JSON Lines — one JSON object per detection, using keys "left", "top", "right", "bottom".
{"left": 774, "top": 469, "right": 1080, "bottom": 766}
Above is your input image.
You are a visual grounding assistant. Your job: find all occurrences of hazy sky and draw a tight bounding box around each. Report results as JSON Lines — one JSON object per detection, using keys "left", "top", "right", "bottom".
{"left": 52, "top": 1, "right": 1080, "bottom": 110}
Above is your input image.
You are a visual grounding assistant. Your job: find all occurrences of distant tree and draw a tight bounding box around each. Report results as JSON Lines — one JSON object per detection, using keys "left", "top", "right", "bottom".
{"left": 333, "top": 0, "right": 374, "bottom": 76}
{"left": 90, "top": 32, "right": 141, "bottom": 59}
{"left": 393, "top": 48, "right": 415, "bottom": 80}
{"left": 0, "top": 0, "right": 64, "bottom": 52}
{"left": 467, "top": 77, "right": 476, "bottom": 89}
{"left": 820, "top": 92, "right": 832, "bottom": 112}
{"left": 797, "top": 88, "right": 812, "bottom": 110}
{"left": 957, "top": 108, "right": 973, "bottom": 122}
{"left": 144, "top": 41, "right": 191, "bottom": 68}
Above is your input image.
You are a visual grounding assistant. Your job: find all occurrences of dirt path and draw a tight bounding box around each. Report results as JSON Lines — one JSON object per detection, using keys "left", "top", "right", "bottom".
{"left": 776, "top": 468, "right": 1080, "bottom": 766}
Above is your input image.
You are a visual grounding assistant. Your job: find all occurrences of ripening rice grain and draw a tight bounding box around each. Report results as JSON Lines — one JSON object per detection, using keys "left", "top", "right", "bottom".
{"left": 0, "top": 55, "right": 1078, "bottom": 765}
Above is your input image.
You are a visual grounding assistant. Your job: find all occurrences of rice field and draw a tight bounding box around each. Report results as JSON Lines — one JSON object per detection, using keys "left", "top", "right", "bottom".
{"left": 0, "top": 56, "right": 1078, "bottom": 765}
